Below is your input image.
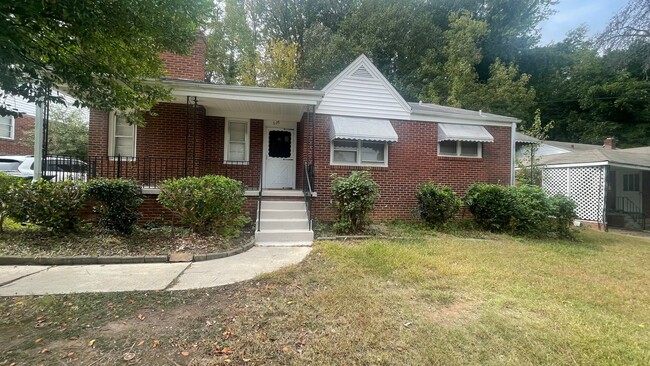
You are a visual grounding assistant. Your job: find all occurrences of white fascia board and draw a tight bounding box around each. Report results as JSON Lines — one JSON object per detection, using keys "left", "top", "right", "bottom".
{"left": 322, "top": 54, "right": 412, "bottom": 114}
{"left": 205, "top": 108, "right": 305, "bottom": 121}
{"left": 410, "top": 112, "right": 517, "bottom": 127}
{"left": 541, "top": 161, "right": 609, "bottom": 169}
{"left": 165, "top": 81, "right": 323, "bottom": 106}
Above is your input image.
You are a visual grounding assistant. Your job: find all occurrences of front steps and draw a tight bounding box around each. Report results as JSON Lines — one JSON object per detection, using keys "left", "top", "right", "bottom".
{"left": 255, "top": 198, "right": 314, "bottom": 246}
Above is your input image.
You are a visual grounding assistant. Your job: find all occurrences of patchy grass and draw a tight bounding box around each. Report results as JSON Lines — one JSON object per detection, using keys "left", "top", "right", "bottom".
{"left": 1, "top": 228, "right": 649, "bottom": 365}
{"left": 0, "top": 219, "right": 254, "bottom": 257}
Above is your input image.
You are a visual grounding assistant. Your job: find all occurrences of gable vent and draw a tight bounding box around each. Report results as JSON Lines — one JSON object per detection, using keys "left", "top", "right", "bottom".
{"left": 351, "top": 65, "right": 373, "bottom": 79}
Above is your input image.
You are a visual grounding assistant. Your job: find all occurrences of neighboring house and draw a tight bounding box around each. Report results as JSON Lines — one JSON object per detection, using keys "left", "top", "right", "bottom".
{"left": 534, "top": 137, "right": 650, "bottom": 231}
{"left": 0, "top": 94, "right": 37, "bottom": 155}
{"left": 87, "top": 40, "right": 520, "bottom": 245}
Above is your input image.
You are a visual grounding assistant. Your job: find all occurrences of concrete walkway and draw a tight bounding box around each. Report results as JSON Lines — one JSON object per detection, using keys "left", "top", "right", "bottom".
{"left": 0, "top": 247, "right": 311, "bottom": 296}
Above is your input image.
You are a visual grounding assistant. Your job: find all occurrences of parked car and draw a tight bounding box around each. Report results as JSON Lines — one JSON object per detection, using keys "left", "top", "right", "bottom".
{"left": 0, "top": 155, "right": 88, "bottom": 182}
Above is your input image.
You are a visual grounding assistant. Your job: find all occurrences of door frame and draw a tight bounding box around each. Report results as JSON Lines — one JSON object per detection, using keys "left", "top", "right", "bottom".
{"left": 262, "top": 120, "right": 297, "bottom": 189}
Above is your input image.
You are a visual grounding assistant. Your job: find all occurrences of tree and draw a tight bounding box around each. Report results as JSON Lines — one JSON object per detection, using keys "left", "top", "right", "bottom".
{"left": 259, "top": 39, "right": 300, "bottom": 88}
{"left": 598, "top": 0, "right": 650, "bottom": 74}
{"left": 0, "top": 0, "right": 211, "bottom": 120}
{"left": 23, "top": 104, "right": 88, "bottom": 160}
{"left": 517, "top": 109, "right": 553, "bottom": 185}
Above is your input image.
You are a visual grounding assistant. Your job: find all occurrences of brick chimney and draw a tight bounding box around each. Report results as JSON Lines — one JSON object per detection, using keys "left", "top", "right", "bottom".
{"left": 160, "top": 33, "right": 206, "bottom": 81}
{"left": 603, "top": 137, "right": 616, "bottom": 150}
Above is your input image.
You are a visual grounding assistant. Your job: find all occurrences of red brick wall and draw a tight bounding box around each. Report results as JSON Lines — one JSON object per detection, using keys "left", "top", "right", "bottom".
{"left": 301, "top": 114, "right": 513, "bottom": 221}
{"left": 160, "top": 36, "right": 206, "bottom": 81}
{"left": 0, "top": 115, "right": 35, "bottom": 155}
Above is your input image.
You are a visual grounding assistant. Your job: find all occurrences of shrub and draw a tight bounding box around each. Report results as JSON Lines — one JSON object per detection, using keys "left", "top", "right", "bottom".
{"left": 416, "top": 182, "right": 461, "bottom": 228}
{"left": 331, "top": 171, "right": 379, "bottom": 234}
{"left": 548, "top": 194, "right": 577, "bottom": 238}
{"left": 464, "top": 183, "right": 513, "bottom": 233}
{"left": 0, "top": 173, "right": 24, "bottom": 232}
{"left": 158, "top": 175, "right": 248, "bottom": 236}
{"left": 464, "top": 183, "right": 577, "bottom": 238}
{"left": 9, "top": 179, "right": 85, "bottom": 232}
{"left": 86, "top": 178, "right": 144, "bottom": 235}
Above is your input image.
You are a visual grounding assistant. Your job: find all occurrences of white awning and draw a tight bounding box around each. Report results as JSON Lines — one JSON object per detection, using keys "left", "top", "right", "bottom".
{"left": 329, "top": 116, "right": 398, "bottom": 142}
{"left": 438, "top": 123, "right": 494, "bottom": 143}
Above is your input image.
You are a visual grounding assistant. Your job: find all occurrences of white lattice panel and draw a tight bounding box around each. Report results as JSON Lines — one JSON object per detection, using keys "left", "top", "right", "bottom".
{"left": 542, "top": 166, "right": 606, "bottom": 222}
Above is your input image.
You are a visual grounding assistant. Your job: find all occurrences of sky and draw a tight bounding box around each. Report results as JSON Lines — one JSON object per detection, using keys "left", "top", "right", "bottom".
{"left": 538, "top": 0, "right": 627, "bottom": 45}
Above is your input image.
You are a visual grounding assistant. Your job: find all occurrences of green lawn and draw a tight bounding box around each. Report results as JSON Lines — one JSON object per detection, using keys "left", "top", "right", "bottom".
{"left": 1, "top": 227, "right": 649, "bottom": 365}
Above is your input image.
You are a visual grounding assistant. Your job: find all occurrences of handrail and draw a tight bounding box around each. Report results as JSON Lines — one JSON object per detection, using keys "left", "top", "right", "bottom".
{"left": 257, "top": 161, "right": 264, "bottom": 232}
{"left": 616, "top": 196, "right": 646, "bottom": 229}
{"left": 303, "top": 162, "right": 314, "bottom": 231}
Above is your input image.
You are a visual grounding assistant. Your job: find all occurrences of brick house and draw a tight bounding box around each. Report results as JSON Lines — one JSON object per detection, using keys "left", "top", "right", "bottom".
{"left": 88, "top": 40, "right": 519, "bottom": 245}
{"left": 0, "top": 95, "right": 37, "bottom": 155}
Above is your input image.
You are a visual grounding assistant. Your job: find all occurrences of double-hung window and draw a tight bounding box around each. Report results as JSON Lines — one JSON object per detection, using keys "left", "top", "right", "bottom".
{"left": 623, "top": 173, "right": 640, "bottom": 191}
{"left": 0, "top": 115, "right": 14, "bottom": 140}
{"left": 438, "top": 140, "right": 482, "bottom": 158}
{"left": 224, "top": 119, "right": 250, "bottom": 163}
{"left": 331, "top": 139, "right": 388, "bottom": 166}
{"left": 109, "top": 112, "right": 136, "bottom": 157}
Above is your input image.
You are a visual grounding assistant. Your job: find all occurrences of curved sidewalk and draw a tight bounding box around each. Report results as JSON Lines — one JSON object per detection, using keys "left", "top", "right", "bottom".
{"left": 0, "top": 246, "right": 311, "bottom": 297}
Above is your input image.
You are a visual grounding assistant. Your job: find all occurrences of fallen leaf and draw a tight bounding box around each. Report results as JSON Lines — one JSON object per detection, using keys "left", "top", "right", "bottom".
{"left": 137, "top": 340, "right": 145, "bottom": 346}
{"left": 403, "top": 322, "right": 412, "bottom": 328}
{"left": 68, "top": 336, "right": 78, "bottom": 341}
{"left": 181, "top": 351, "right": 190, "bottom": 357}
{"left": 222, "top": 346, "right": 233, "bottom": 355}
{"left": 137, "top": 314, "right": 146, "bottom": 321}
{"left": 67, "top": 351, "right": 75, "bottom": 358}
{"left": 34, "top": 338, "right": 42, "bottom": 344}
{"left": 152, "top": 339, "right": 160, "bottom": 348}
{"left": 128, "top": 299, "right": 136, "bottom": 304}
{"left": 87, "top": 339, "right": 96, "bottom": 347}
{"left": 39, "top": 348, "right": 49, "bottom": 354}
{"left": 282, "top": 346, "right": 290, "bottom": 353}
{"left": 123, "top": 352, "right": 136, "bottom": 361}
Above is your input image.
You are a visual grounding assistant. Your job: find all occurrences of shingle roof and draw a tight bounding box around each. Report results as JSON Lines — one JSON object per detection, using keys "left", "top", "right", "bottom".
{"left": 409, "top": 102, "right": 520, "bottom": 123}
{"left": 539, "top": 148, "right": 650, "bottom": 168}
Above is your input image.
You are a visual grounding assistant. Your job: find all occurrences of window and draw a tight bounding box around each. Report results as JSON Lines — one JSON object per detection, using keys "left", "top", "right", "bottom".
{"left": 224, "top": 119, "right": 249, "bottom": 163}
{"left": 623, "top": 173, "right": 640, "bottom": 191}
{"left": 108, "top": 112, "right": 136, "bottom": 157}
{"left": 331, "top": 139, "right": 388, "bottom": 166}
{"left": 438, "top": 141, "right": 482, "bottom": 158}
{"left": 0, "top": 115, "right": 14, "bottom": 140}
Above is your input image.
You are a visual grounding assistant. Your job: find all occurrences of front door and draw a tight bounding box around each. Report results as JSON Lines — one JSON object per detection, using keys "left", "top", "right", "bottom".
{"left": 264, "top": 128, "right": 295, "bottom": 189}
{"left": 617, "top": 169, "right": 643, "bottom": 212}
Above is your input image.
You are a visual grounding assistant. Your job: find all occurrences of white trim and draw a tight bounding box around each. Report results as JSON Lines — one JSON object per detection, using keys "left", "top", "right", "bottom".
{"left": 0, "top": 115, "right": 15, "bottom": 140}
{"left": 164, "top": 80, "right": 323, "bottom": 106}
{"left": 224, "top": 118, "right": 250, "bottom": 164}
{"left": 411, "top": 111, "right": 516, "bottom": 127}
{"left": 542, "top": 161, "right": 609, "bottom": 169}
{"left": 510, "top": 121, "right": 516, "bottom": 185}
{"left": 437, "top": 141, "right": 482, "bottom": 158}
{"left": 330, "top": 139, "right": 389, "bottom": 167}
{"left": 108, "top": 112, "right": 137, "bottom": 157}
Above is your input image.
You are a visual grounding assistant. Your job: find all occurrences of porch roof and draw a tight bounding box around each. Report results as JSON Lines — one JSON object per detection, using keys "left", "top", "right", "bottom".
{"left": 163, "top": 79, "right": 324, "bottom": 121}
{"left": 539, "top": 148, "right": 650, "bottom": 171}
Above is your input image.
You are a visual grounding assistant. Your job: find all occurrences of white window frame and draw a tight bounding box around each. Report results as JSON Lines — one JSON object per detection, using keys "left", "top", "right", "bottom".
{"left": 437, "top": 140, "right": 482, "bottom": 158}
{"left": 224, "top": 118, "right": 250, "bottom": 164}
{"left": 0, "top": 115, "right": 15, "bottom": 140}
{"left": 108, "top": 111, "right": 137, "bottom": 158}
{"left": 330, "top": 139, "right": 389, "bottom": 167}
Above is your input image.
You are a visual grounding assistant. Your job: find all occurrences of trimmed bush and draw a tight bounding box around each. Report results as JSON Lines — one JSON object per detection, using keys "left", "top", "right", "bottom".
{"left": 331, "top": 171, "right": 379, "bottom": 234}
{"left": 158, "top": 175, "right": 248, "bottom": 236}
{"left": 416, "top": 182, "right": 461, "bottom": 228}
{"left": 0, "top": 173, "right": 24, "bottom": 232}
{"left": 464, "top": 183, "right": 577, "bottom": 238}
{"left": 86, "top": 178, "right": 144, "bottom": 235}
{"left": 9, "top": 179, "right": 85, "bottom": 232}
{"left": 464, "top": 183, "right": 513, "bottom": 233}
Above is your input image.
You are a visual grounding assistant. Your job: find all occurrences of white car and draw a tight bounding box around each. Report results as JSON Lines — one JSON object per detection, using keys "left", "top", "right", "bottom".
{"left": 0, "top": 155, "right": 88, "bottom": 181}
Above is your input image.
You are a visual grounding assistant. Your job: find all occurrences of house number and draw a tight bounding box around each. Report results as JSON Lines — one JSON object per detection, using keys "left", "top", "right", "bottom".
{"left": 272, "top": 120, "right": 281, "bottom": 125}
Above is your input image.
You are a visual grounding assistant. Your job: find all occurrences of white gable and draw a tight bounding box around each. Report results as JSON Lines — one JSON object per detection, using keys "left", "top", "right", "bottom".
{"left": 316, "top": 55, "right": 411, "bottom": 120}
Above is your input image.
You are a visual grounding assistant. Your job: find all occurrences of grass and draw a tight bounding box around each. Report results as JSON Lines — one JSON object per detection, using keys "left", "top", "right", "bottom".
{"left": 1, "top": 227, "right": 649, "bottom": 365}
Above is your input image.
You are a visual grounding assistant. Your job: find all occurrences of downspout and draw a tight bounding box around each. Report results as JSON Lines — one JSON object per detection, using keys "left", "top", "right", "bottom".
{"left": 510, "top": 121, "right": 517, "bottom": 185}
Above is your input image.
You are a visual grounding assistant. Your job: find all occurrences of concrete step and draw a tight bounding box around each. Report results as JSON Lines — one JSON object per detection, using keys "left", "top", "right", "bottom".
{"left": 255, "top": 230, "right": 314, "bottom": 245}
{"left": 262, "top": 190, "right": 304, "bottom": 197}
{"left": 261, "top": 200, "right": 306, "bottom": 211}
{"left": 259, "top": 209, "right": 307, "bottom": 220}
{"left": 259, "top": 218, "right": 310, "bottom": 231}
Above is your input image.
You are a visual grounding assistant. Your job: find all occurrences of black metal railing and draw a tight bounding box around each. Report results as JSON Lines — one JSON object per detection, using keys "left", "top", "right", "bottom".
{"left": 615, "top": 196, "right": 646, "bottom": 229}
{"left": 87, "top": 156, "right": 254, "bottom": 188}
{"left": 256, "top": 158, "right": 264, "bottom": 232}
{"left": 303, "top": 162, "right": 314, "bottom": 231}
{"left": 40, "top": 155, "right": 89, "bottom": 183}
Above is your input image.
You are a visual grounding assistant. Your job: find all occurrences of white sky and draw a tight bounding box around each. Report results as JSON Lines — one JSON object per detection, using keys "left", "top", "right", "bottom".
{"left": 538, "top": 0, "right": 627, "bottom": 45}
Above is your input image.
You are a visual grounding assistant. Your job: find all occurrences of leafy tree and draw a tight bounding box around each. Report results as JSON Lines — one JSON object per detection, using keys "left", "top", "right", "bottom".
{"left": 517, "top": 109, "right": 553, "bottom": 185}
{"left": 0, "top": 0, "right": 211, "bottom": 119}
{"left": 259, "top": 39, "right": 300, "bottom": 88}
{"left": 23, "top": 104, "right": 88, "bottom": 160}
{"left": 598, "top": 0, "right": 649, "bottom": 52}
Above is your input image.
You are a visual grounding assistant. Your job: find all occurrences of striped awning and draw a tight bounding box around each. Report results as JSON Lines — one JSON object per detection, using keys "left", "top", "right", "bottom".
{"left": 438, "top": 123, "right": 494, "bottom": 143}
{"left": 329, "top": 116, "right": 398, "bottom": 142}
